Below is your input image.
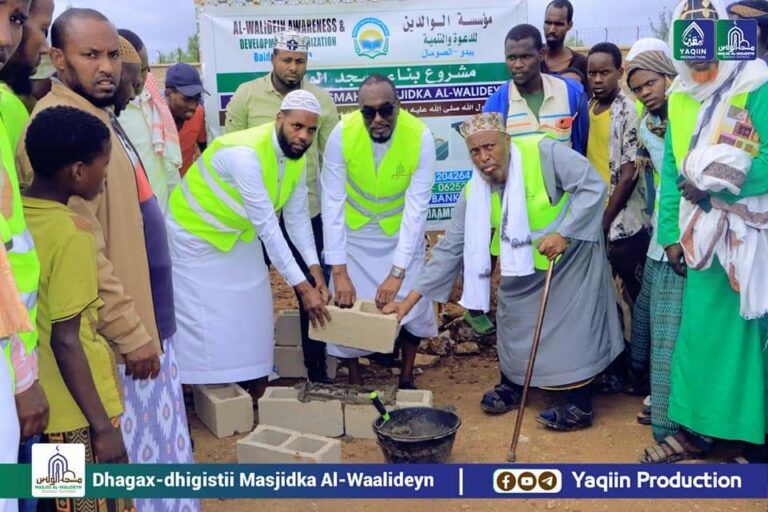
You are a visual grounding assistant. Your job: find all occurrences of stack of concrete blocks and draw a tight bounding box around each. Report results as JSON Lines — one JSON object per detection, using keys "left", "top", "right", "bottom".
{"left": 257, "top": 386, "right": 433, "bottom": 441}
{"left": 236, "top": 425, "right": 341, "bottom": 463}
{"left": 273, "top": 310, "right": 338, "bottom": 379}
{"left": 193, "top": 384, "right": 254, "bottom": 438}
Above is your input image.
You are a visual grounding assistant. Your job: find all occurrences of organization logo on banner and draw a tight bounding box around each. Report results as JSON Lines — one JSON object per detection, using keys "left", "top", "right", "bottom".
{"left": 31, "top": 443, "right": 86, "bottom": 498}
{"left": 717, "top": 20, "right": 757, "bottom": 60}
{"left": 674, "top": 19, "right": 715, "bottom": 60}
{"left": 493, "top": 469, "right": 562, "bottom": 494}
{"left": 352, "top": 17, "right": 390, "bottom": 59}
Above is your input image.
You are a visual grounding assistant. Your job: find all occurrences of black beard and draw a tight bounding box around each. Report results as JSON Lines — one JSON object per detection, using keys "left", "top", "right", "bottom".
{"left": 64, "top": 62, "right": 115, "bottom": 108}
{"left": 546, "top": 38, "right": 564, "bottom": 49}
{"left": 277, "top": 126, "right": 308, "bottom": 159}
{"left": 0, "top": 60, "right": 34, "bottom": 96}
{"left": 371, "top": 134, "right": 391, "bottom": 143}
{"left": 68, "top": 80, "right": 115, "bottom": 108}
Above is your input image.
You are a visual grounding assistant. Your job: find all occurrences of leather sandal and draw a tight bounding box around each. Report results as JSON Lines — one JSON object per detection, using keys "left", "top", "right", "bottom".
{"left": 536, "top": 403, "right": 593, "bottom": 431}
{"left": 480, "top": 383, "right": 521, "bottom": 414}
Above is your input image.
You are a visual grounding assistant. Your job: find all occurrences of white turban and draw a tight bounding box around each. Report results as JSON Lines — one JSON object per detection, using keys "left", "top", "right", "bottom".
{"left": 280, "top": 89, "right": 321, "bottom": 115}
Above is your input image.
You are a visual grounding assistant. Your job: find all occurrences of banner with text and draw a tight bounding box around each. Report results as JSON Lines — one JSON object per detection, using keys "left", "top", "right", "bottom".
{"left": 197, "top": 0, "right": 525, "bottom": 230}
{"left": 7, "top": 463, "right": 768, "bottom": 499}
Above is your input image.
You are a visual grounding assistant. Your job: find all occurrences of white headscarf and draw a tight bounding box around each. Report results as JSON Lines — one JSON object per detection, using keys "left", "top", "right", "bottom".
{"left": 627, "top": 37, "right": 673, "bottom": 61}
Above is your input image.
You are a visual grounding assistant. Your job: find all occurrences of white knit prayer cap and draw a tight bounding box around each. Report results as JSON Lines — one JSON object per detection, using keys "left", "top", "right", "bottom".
{"left": 280, "top": 89, "right": 321, "bottom": 115}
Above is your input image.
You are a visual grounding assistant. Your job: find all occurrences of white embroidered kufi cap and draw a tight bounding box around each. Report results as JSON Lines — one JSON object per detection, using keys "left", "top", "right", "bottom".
{"left": 280, "top": 89, "right": 321, "bottom": 115}
{"left": 274, "top": 30, "right": 310, "bottom": 52}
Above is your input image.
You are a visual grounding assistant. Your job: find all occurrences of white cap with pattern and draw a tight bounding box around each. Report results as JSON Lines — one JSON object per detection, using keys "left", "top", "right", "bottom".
{"left": 280, "top": 89, "right": 321, "bottom": 115}
{"left": 274, "top": 30, "right": 310, "bottom": 52}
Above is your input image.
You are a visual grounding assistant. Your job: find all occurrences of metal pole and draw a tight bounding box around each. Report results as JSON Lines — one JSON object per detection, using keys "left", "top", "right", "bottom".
{"left": 507, "top": 260, "right": 556, "bottom": 463}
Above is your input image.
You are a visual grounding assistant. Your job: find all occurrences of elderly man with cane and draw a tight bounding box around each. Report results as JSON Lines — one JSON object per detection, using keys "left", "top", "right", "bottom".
{"left": 386, "top": 112, "right": 623, "bottom": 437}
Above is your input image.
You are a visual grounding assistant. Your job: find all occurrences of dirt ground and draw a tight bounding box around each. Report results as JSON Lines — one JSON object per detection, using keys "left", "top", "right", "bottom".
{"left": 190, "top": 272, "right": 767, "bottom": 512}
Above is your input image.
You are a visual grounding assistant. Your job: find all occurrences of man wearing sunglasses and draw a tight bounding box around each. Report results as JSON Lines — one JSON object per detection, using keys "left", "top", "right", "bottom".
{"left": 321, "top": 74, "right": 437, "bottom": 388}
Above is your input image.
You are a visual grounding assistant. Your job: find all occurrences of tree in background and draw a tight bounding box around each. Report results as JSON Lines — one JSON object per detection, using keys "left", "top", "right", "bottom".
{"left": 157, "top": 34, "right": 200, "bottom": 64}
{"left": 649, "top": 6, "right": 673, "bottom": 43}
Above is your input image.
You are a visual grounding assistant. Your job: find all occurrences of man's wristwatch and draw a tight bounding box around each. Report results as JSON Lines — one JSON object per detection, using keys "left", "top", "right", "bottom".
{"left": 390, "top": 266, "right": 405, "bottom": 280}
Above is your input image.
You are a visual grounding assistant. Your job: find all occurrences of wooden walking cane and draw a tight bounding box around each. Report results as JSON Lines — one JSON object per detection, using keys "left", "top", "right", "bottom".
{"left": 507, "top": 259, "right": 556, "bottom": 462}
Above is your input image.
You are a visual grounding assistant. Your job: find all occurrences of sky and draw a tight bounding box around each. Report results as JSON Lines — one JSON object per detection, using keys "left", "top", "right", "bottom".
{"left": 54, "top": 0, "right": 685, "bottom": 62}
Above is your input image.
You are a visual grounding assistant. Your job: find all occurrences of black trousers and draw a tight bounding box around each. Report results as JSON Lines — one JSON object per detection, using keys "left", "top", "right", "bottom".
{"left": 263, "top": 214, "right": 328, "bottom": 374}
{"left": 607, "top": 229, "right": 651, "bottom": 304}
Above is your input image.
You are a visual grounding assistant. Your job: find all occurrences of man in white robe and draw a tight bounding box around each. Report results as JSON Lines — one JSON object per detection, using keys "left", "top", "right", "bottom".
{"left": 322, "top": 74, "right": 437, "bottom": 388}
{"left": 168, "top": 90, "right": 331, "bottom": 400}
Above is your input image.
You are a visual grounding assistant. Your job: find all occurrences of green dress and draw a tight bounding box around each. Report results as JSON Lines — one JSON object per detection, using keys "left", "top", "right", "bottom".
{"left": 657, "top": 81, "right": 768, "bottom": 444}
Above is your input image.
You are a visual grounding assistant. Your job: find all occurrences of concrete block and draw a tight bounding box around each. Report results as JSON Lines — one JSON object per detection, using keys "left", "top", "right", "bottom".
{"left": 326, "top": 356, "right": 338, "bottom": 379}
{"left": 308, "top": 300, "right": 399, "bottom": 353}
{"left": 193, "top": 384, "right": 254, "bottom": 439}
{"left": 274, "top": 310, "right": 301, "bottom": 347}
{"left": 273, "top": 346, "right": 339, "bottom": 380}
{"left": 258, "top": 387, "right": 344, "bottom": 437}
{"left": 274, "top": 345, "right": 306, "bottom": 378}
{"left": 343, "top": 390, "right": 433, "bottom": 439}
{"left": 236, "top": 425, "right": 341, "bottom": 463}
{"left": 343, "top": 390, "right": 397, "bottom": 440}
{"left": 396, "top": 389, "right": 433, "bottom": 409}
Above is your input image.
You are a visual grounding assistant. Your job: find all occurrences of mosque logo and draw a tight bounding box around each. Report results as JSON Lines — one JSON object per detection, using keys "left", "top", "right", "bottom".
{"left": 717, "top": 19, "right": 758, "bottom": 61}
{"left": 673, "top": 19, "right": 714, "bottom": 60}
{"left": 352, "top": 17, "right": 390, "bottom": 59}
{"left": 32, "top": 444, "right": 86, "bottom": 498}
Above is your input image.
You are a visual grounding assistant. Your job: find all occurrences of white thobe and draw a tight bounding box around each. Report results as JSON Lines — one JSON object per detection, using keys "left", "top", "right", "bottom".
{"left": 169, "top": 131, "right": 319, "bottom": 383}
{"left": 0, "top": 339, "right": 18, "bottom": 512}
{"left": 322, "top": 123, "right": 438, "bottom": 358}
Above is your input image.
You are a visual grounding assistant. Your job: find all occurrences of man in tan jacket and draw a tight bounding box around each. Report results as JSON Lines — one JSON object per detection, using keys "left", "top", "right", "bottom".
{"left": 18, "top": 9, "right": 199, "bottom": 512}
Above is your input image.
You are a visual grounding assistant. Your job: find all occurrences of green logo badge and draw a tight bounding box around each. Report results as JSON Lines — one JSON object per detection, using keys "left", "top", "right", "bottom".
{"left": 673, "top": 19, "right": 714, "bottom": 61}
{"left": 716, "top": 19, "right": 757, "bottom": 60}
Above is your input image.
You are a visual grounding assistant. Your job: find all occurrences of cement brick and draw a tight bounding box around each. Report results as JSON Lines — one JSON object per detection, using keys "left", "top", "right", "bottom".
{"left": 343, "top": 390, "right": 433, "bottom": 439}
{"left": 343, "top": 390, "right": 389, "bottom": 440}
{"left": 273, "top": 345, "right": 306, "bottom": 378}
{"left": 258, "top": 387, "right": 344, "bottom": 437}
{"left": 236, "top": 425, "right": 341, "bottom": 463}
{"left": 396, "top": 389, "right": 433, "bottom": 408}
{"left": 308, "top": 300, "right": 399, "bottom": 353}
{"left": 274, "top": 310, "right": 301, "bottom": 347}
{"left": 273, "top": 346, "right": 338, "bottom": 380}
{"left": 193, "top": 384, "right": 254, "bottom": 439}
{"left": 326, "top": 356, "right": 338, "bottom": 379}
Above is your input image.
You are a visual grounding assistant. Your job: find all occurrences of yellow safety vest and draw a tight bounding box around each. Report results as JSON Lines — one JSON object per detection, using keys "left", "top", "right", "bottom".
{"left": 464, "top": 133, "right": 570, "bottom": 270}
{"left": 169, "top": 122, "right": 306, "bottom": 252}
{"left": 0, "top": 83, "right": 30, "bottom": 151}
{"left": 668, "top": 91, "right": 750, "bottom": 168}
{"left": 0, "top": 112, "right": 39, "bottom": 358}
{"left": 341, "top": 109, "right": 425, "bottom": 236}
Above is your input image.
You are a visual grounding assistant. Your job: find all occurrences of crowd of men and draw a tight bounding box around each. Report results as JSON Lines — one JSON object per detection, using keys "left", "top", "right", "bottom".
{"left": 1, "top": 0, "right": 768, "bottom": 510}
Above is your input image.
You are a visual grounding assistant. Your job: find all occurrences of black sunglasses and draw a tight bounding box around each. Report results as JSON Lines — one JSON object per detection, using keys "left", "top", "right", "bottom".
{"left": 361, "top": 103, "right": 396, "bottom": 120}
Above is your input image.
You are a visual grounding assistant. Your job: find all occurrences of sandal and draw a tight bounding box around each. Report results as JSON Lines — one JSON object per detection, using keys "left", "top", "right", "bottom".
{"left": 639, "top": 435, "right": 708, "bottom": 464}
{"left": 464, "top": 311, "right": 496, "bottom": 335}
{"left": 636, "top": 405, "right": 652, "bottom": 425}
{"left": 536, "top": 403, "right": 593, "bottom": 431}
{"left": 480, "top": 383, "right": 521, "bottom": 414}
